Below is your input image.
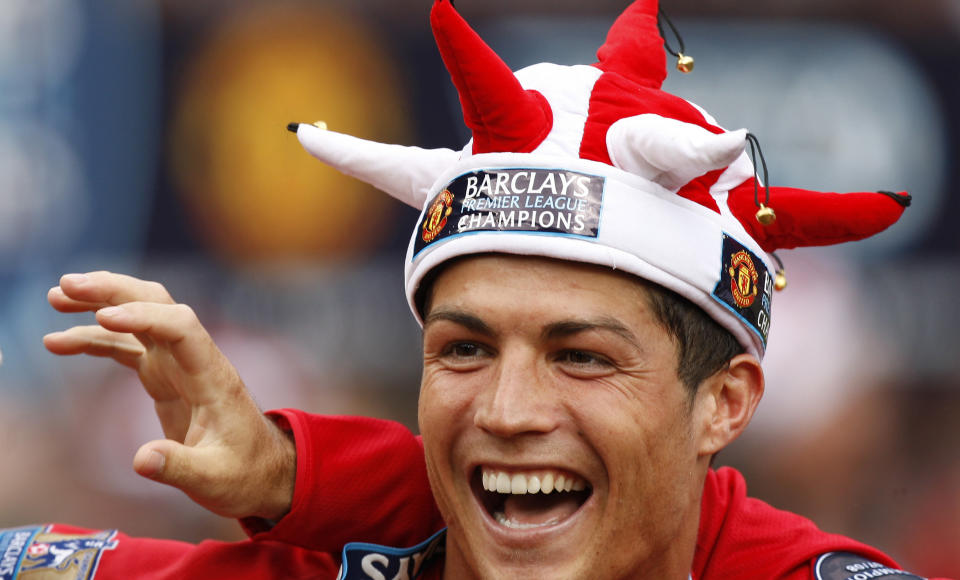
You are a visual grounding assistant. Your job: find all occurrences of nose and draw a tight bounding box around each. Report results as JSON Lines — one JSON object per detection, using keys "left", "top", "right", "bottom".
{"left": 473, "top": 347, "right": 559, "bottom": 437}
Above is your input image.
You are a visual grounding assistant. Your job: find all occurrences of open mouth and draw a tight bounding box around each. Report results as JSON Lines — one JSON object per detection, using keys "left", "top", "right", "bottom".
{"left": 473, "top": 467, "right": 592, "bottom": 529}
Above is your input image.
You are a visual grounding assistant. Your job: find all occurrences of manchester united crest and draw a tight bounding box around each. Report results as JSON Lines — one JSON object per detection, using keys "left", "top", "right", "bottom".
{"left": 728, "top": 250, "right": 759, "bottom": 308}
{"left": 711, "top": 235, "right": 773, "bottom": 344}
{"left": 421, "top": 189, "right": 454, "bottom": 243}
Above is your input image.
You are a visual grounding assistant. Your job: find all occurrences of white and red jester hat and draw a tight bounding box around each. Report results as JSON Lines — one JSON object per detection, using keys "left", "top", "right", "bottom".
{"left": 288, "top": 0, "right": 910, "bottom": 359}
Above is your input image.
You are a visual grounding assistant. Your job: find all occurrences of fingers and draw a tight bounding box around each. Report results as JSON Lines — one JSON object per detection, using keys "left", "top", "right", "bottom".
{"left": 49, "top": 271, "right": 175, "bottom": 313}
{"left": 95, "top": 303, "right": 201, "bottom": 342}
{"left": 95, "top": 302, "right": 238, "bottom": 403}
{"left": 95, "top": 303, "right": 220, "bottom": 374}
{"left": 43, "top": 325, "right": 145, "bottom": 368}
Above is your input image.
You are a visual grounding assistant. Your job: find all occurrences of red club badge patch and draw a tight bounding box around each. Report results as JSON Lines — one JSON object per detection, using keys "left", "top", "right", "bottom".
{"left": 728, "top": 250, "right": 760, "bottom": 308}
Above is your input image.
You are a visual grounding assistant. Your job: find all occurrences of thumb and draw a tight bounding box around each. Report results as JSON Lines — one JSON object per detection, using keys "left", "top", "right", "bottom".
{"left": 132, "top": 439, "right": 245, "bottom": 518}
{"left": 133, "top": 439, "right": 191, "bottom": 485}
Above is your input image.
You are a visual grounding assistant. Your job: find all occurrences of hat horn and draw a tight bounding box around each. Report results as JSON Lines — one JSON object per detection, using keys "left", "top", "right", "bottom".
{"left": 289, "top": 123, "right": 458, "bottom": 210}
{"left": 606, "top": 114, "right": 746, "bottom": 191}
{"left": 430, "top": 0, "right": 553, "bottom": 154}
{"left": 595, "top": 0, "right": 667, "bottom": 89}
{"left": 726, "top": 182, "right": 911, "bottom": 251}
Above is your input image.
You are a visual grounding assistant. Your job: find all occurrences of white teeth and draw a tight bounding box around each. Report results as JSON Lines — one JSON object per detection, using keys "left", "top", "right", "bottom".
{"left": 541, "top": 472, "right": 554, "bottom": 495}
{"left": 494, "top": 511, "right": 561, "bottom": 529}
{"left": 496, "top": 472, "right": 510, "bottom": 493}
{"left": 481, "top": 469, "right": 588, "bottom": 495}
{"left": 511, "top": 473, "right": 527, "bottom": 494}
{"left": 527, "top": 475, "right": 541, "bottom": 494}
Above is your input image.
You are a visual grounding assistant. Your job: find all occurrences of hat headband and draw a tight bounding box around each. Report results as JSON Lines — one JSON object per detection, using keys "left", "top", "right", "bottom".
{"left": 405, "top": 153, "right": 774, "bottom": 358}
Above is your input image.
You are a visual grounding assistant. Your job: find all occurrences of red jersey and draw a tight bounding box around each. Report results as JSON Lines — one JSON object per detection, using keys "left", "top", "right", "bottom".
{"left": 0, "top": 411, "right": 949, "bottom": 580}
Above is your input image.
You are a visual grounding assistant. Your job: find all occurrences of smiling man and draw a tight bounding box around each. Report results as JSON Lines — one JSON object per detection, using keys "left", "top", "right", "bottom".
{"left": 272, "top": 0, "right": 920, "bottom": 577}
{"left": 6, "top": 0, "right": 945, "bottom": 579}
{"left": 416, "top": 255, "right": 761, "bottom": 579}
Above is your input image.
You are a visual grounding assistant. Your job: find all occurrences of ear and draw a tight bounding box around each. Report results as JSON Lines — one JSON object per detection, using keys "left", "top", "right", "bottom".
{"left": 695, "top": 353, "right": 764, "bottom": 457}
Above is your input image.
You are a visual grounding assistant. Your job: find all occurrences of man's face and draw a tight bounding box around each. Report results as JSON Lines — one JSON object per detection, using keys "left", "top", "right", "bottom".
{"left": 418, "top": 255, "right": 719, "bottom": 580}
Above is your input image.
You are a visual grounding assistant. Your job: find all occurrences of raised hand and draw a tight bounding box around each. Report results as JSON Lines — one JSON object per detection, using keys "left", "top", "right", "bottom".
{"left": 44, "top": 271, "right": 296, "bottom": 521}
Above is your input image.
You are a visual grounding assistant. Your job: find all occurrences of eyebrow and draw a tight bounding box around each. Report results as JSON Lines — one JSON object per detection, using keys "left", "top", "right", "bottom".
{"left": 542, "top": 317, "right": 642, "bottom": 351}
{"left": 423, "top": 309, "right": 495, "bottom": 337}
{"left": 424, "top": 309, "right": 640, "bottom": 350}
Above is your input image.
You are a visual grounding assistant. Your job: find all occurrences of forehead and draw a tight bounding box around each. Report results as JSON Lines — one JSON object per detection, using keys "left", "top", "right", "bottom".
{"left": 425, "top": 255, "right": 659, "bottom": 326}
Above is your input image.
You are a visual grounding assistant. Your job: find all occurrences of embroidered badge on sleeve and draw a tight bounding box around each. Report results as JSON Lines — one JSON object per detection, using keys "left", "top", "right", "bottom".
{"left": 815, "top": 552, "right": 927, "bottom": 580}
{"left": 0, "top": 525, "right": 117, "bottom": 580}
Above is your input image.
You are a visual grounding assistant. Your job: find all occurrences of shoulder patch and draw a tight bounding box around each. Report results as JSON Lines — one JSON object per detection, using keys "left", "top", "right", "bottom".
{"left": 814, "top": 552, "right": 926, "bottom": 580}
{"left": 0, "top": 525, "right": 117, "bottom": 580}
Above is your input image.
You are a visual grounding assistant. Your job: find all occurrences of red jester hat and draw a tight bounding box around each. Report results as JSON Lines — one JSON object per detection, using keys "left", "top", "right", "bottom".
{"left": 288, "top": 0, "right": 910, "bottom": 358}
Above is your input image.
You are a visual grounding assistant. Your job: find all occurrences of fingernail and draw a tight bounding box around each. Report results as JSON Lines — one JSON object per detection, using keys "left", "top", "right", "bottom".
{"left": 62, "top": 273, "right": 89, "bottom": 285}
{"left": 143, "top": 451, "right": 165, "bottom": 478}
{"left": 98, "top": 306, "right": 122, "bottom": 318}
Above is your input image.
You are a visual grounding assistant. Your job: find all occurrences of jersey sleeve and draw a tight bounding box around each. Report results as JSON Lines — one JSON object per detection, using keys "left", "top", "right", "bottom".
{"left": 0, "top": 523, "right": 339, "bottom": 580}
{"left": 693, "top": 467, "right": 956, "bottom": 580}
{"left": 241, "top": 410, "right": 445, "bottom": 552}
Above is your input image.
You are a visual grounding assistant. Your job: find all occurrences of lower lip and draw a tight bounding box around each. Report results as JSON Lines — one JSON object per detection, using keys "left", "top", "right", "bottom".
{"left": 473, "top": 487, "right": 594, "bottom": 546}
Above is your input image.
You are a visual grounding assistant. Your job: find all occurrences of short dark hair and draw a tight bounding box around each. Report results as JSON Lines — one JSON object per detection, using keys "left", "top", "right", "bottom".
{"left": 640, "top": 281, "right": 744, "bottom": 394}
{"left": 416, "top": 256, "right": 744, "bottom": 394}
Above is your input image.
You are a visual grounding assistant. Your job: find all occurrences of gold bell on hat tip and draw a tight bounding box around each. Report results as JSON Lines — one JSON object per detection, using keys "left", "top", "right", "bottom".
{"left": 312, "top": 120, "right": 328, "bottom": 130}
{"left": 755, "top": 204, "right": 776, "bottom": 226}
{"left": 676, "top": 53, "right": 694, "bottom": 73}
{"left": 774, "top": 270, "right": 788, "bottom": 291}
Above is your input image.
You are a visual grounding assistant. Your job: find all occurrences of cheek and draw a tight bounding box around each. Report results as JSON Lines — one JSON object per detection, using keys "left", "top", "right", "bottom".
{"left": 578, "top": 393, "right": 698, "bottom": 505}
{"left": 418, "top": 369, "right": 478, "bottom": 445}
{"left": 418, "top": 372, "right": 479, "bottom": 523}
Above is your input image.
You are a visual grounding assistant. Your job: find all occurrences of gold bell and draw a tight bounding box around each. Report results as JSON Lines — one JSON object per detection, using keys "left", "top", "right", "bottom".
{"left": 755, "top": 204, "right": 776, "bottom": 225}
{"left": 312, "top": 120, "right": 328, "bottom": 130}
{"left": 774, "top": 270, "right": 788, "bottom": 291}
{"left": 676, "top": 53, "right": 694, "bottom": 73}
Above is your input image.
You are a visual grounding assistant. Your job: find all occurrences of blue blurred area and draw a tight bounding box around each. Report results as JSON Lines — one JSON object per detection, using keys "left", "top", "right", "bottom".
{"left": 0, "top": 0, "right": 160, "bottom": 395}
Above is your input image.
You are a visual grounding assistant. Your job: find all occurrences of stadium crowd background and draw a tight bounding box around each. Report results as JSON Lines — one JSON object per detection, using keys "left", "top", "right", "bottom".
{"left": 0, "top": 0, "right": 957, "bottom": 577}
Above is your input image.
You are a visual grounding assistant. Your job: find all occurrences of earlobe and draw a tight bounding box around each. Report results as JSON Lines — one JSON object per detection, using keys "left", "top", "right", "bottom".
{"left": 697, "top": 354, "right": 765, "bottom": 456}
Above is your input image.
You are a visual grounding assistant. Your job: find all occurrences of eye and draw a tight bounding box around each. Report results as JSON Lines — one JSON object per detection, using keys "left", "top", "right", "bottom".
{"left": 447, "top": 342, "right": 486, "bottom": 358}
{"left": 438, "top": 341, "right": 494, "bottom": 370}
{"left": 556, "top": 349, "right": 614, "bottom": 374}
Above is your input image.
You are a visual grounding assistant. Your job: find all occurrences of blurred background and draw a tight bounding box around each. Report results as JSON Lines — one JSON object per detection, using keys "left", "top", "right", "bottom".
{"left": 0, "top": 0, "right": 957, "bottom": 575}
